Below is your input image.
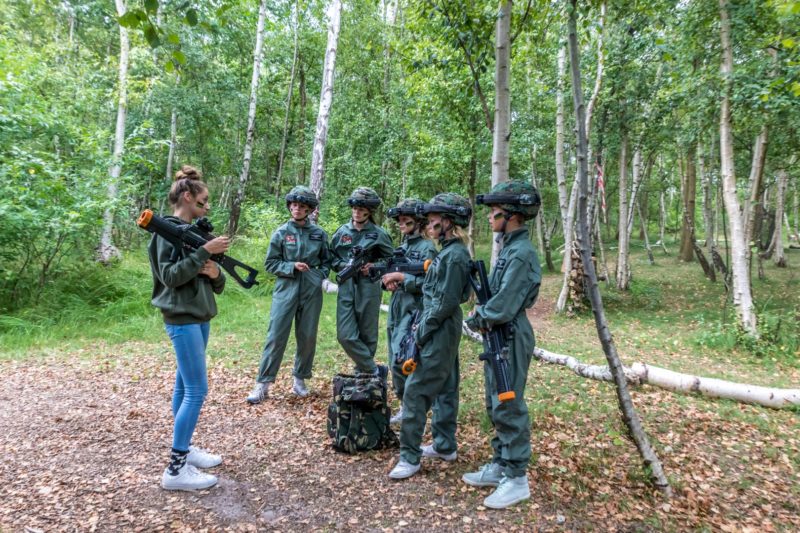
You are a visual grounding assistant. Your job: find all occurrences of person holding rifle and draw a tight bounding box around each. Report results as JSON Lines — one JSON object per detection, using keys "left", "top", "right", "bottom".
{"left": 388, "top": 193, "right": 473, "bottom": 480}
{"left": 246, "top": 186, "right": 332, "bottom": 403}
{"left": 463, "top": 180, "right": 542, "bottom": 509}
{"left": 382, "top": 199, "right": 437, "bottom": 424}
{"left": 148, "top": 165, "right": 229, "bottom": 491}
{"left": 330, "top": 187, "right": 394, "bottom": 375}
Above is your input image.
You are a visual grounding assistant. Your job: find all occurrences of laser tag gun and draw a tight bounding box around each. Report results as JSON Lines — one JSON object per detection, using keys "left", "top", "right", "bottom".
{"left": 468, "top": 260, "right": 516, "bottom": 403}
{"left": 335, "top": 244, "right": 382, "bottom": 284}
{"left": 137, "top": 209, "right": 259, "bottom": 289}
{"left": 396, "top": 310, "right": 421, "bottom": 375}
{"left": 367, "top": 248, "right": 433, "bottom": 283}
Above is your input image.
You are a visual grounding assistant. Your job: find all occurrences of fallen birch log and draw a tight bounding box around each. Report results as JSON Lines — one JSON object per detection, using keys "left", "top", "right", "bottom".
{"left": 328, "top": 281, "right": 800, "bottom": 409}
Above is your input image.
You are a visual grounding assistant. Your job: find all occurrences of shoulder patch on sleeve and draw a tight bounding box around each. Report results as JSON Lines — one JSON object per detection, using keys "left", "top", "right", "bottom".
{"left": 495, "top": 258, "right": 507, "bottom": 271}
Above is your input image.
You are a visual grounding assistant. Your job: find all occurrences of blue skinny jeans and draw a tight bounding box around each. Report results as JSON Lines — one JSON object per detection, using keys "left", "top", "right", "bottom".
{"left": 165, "top": 322, "right": 210, "bottom": 452}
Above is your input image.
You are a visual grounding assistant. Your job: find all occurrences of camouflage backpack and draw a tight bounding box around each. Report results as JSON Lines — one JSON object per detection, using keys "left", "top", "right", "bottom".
{"left": 327, "top": 366, "right": 398, "bottom": 453}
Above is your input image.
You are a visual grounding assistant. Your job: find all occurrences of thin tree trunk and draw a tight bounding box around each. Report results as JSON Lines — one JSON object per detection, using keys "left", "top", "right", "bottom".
{"left": 772, "top": 169, "right": 789, "bottom": 267}
{"left": 165, "top": 72, "right": 180, "bottom": 190}
{"left": 638, "top": 202, "right": 654, "bottom": 265}
{"left": 531, "top": 145, "right": 555, "bottom": 271}
{"left": 658, "top": 191, "right": 669, "bottom": 254}
{"left": 616, "top": 135, "right": 629, "bottom": 289}
{"left": 719, "top": 0, "right": 758, "bottom": 336}
{"left": 555, "top": 45, "right": 568, "bottom": 226}
{"left": 298, "top": 61, "right": 307, "bottom": 185}
{"left": 793, "top": 179, "right": 799, "bottom": 242}
{"left": 309, "top": 0, "right": 343, "bottom": 206}
{"left": 743, "top": 124, "right": 769, "bottom": 246}
{"left": 490, "top": 0, "right": 512, "bottom": 265}
{"left": 567, "top": 1, "right": 671, "bottom": 497}
{"left": 98, "top": 0, "right": 129, "bottom": 263}
{"left": 228, "top": 0, "right": 268, "bottom": 236}
{"left": 467, "top": 150, "right": 477, "bottom": 258}
{"left": 275, "top": 1, "right": 300, "bottom": 203}
{"left": 700, "top": 138, "right": 716, "bottom": 253}
{"left": 679, "top": 144, "right": 697, "bottom": 261}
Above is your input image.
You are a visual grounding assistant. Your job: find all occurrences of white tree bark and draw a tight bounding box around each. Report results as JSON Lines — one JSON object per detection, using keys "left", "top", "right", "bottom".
{"left": 772, "top": 169, "right": 789, "bottom": 267}
{"left": 165, "top": 73, "right": 180, "bottom": 185}
{"left": 658, "top": 191, "right": 669, "bottom": 254}
{"left": 97, "top": 0, "right": 129, "bottom": 263}
{"left": 228, "top": 0, "right": 268, "bottom": 236}
{"left": 700, "top": 139, "right": 716, "bottom": 254}
{"left": 743, "top": 124, "right": 769, "bottom": 246}
{"left": 490, "top": 0, "right": 512, "bottom": 266}
{"left": 616, "top": 135, "right": 630, "bottom": 289}
{"left": 719, "top": 0, "right": 758, "bottom": 336}
{"left": 555, "top": 45, "right": 568, "bottom": 226}
{"left": 309, "top": 0, "right": 343, "bottom": 203}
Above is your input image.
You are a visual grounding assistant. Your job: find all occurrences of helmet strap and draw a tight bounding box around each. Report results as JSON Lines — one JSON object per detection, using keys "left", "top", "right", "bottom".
{"left": 494, "top": 212, "right": 513, "bottom": 243}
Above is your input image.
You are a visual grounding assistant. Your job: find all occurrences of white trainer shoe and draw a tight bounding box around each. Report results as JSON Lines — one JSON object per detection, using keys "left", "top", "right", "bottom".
{"left": 483, "top": 475, "right": 530, "bottom": 509}
{"left": 462, "top": 462, "right": 504, "bottom": 487}
{"left": 292, "top": 377, "right": 309, "bottom": 397}
{"left": 246, "top": 382, "right": 270, "bottom": 404}
{"left": 187, "top": 446, "right": 222, "bottom": 469}
{"left": 421, "top": 444, "right": 457, "bottom": 462}
{"left": 161, "top": 463, "right": 218, "bottom": 491}
{"left": 388, "top": 458, "right": 421, "bottom": 480}
{"left": 389, "top": 406, "right": 404, "bottom": 425}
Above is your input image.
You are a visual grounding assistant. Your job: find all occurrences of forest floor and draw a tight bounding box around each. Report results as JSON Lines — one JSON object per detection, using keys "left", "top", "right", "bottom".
{"left": 2, "top": 248, "right": 800, "bottom": 531}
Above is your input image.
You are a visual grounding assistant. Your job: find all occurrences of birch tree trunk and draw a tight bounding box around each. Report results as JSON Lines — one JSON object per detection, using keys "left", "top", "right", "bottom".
{"left": 275, "top": 0, "right": 300, "bottom": 203}
{"left": 772, "top": 169, "right": 789, "bottom": 267}
{"left": 490, "top": 0, "right": 512, "bottom": 265}
{"left": 793, "top": 180, "right": 799, "bottom": 242}
{"left": 700, "top": 139, "right": 716, "bottom": 254}
{"left": 97, "top": 0, "right": 129, "bottom": 263}
{"left": 309, "top": 0, "right": 343, "bottom": 205}
{"left": 298, "top": 61, "right": 307, "bottom": 185}
{"left": 658, "top": 191, "right": 669, "bottom": 254}
{"left": 719, "top": 0, "right": 757, "bottom": 336}
{"left": 228, "top": 0, "right": 268, "bottom": 236}
{"left": 555, "top": 45, "right": 568, "bottom": 226}
{"left": 679, "top": 143, "right": 697, "bottom": 261}
{"left": 743, "top": 124, "right": 769, "bottom": 246}
{"left": 616, "top": 135, "right": 629, "bottom": 289}
{"left": 567, "top": 1, "right": 672, "bottom": 496}
{"left": 165, "top": 76, "right": 179, "bottom": 184}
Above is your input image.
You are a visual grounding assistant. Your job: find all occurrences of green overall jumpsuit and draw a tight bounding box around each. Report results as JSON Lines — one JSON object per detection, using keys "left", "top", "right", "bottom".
{"left": 256, "top": 220, "right": 331, "bottom": 383}
{"left": 400, "top": 237, "right": 472, "bottom": 465}
{"left": 468, "top": 228, "right": 541, "bottom": 478}
{"left": 386, "top": 234, "right": 438, "bottom": 400}
{"left": 330, "top": 221, "right": 394, "bottom": 373}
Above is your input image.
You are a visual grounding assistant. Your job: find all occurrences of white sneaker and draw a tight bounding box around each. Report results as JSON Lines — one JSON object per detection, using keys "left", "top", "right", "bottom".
{"left": 462, "top": 462, "right": 504, "bottom": 487}
{"left": 161, "top": 463, "right": 218, "bottom": 491}
{"left": 483, "top": 475, "right": 530, "bottom": 509}
{"left": 187, "top": 446, "right": 222, "bottom": 469}
{"left": 292, "top": 377, "right": 309, "bottom": 397}
{"left": 421, "top": 444, "right": 457, "bottom": 462}
{"left": 246, "top": 382, "right": 270, "bottom": 404}
{"left": 388, "top": 458, "right": 421, "bottom": 480}
{"left": 390, "top": 406, "right": 404, "bottom": 425}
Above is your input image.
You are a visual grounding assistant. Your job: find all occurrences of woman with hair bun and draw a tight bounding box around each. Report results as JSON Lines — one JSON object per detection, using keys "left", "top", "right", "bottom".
{"left": 148, "top": 165, "right": 230, "bottom": 491}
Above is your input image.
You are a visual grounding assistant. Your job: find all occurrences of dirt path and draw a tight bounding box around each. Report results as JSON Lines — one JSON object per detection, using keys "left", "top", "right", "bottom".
{"left": 2, "top": 315, "right": 799, "bottom": 531}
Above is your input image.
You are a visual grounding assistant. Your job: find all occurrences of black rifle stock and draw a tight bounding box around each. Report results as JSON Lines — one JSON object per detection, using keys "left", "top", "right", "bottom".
{"left": 396, "top": 310, "right": 421, "bottom": 375}
{"left": 137, "top": 209, "right": 259, "bottom": 289}
{"left": 368, "top": 248, "right": 432, "bottom": 283}
{"left": 469, "top": 260, "right": 516, "bottom": 403}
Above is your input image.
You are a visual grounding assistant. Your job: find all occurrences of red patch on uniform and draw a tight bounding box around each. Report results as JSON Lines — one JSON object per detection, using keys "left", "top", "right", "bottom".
{"left": 341, "top": 235, "right": 352, "bottom": 245}
{"left": 285, "top": 235, "right": 297, "bottom": 244}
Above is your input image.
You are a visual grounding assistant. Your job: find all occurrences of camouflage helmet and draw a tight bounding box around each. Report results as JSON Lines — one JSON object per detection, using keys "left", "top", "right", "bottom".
{"left": 416, "top": 192, "right": 472, "bottom": 227}
{"left": 476, "top": 180, "right": 541, "bottom": 219}
{"left": 285, "top": 185, "right": 319, "bottom": 209}
{"left": 386, "top": 198, "right": 426, "bottom": 222}
{"left": 347, "top": 187, "right": 382, "bottom": 211}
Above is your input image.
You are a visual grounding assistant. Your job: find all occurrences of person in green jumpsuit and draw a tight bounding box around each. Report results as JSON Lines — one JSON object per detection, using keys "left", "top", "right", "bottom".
{"left": 389, "top": 193, "right": 473, "bottom": 480}
{"left": 330, "top": 187, "right": 394, "bottom": 375}
{"left": 246, "top": 186, "right": 331, "bottom": 403}
{"left": 463, "top": 180, "right": 542, "bottom": 509}
{"left": 381, "top": 199, "right": 438, "bottom": 425}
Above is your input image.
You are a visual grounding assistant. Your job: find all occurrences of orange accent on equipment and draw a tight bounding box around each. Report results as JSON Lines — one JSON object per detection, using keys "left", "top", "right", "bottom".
{"left": 401, "top": 359, "right": 417, "bottom": 376}
{"left": 498, "top": 391, "right": 516, "bottom": 402}
{"left": 423, "top": 259, "right": 432, "bottom": 271}
{"left": 137, "top": 209, "right": 154, "bottom": 229}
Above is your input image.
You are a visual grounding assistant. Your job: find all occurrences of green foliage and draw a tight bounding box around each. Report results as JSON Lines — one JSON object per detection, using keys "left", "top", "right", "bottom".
{"left": 694, "top": 310, "right": 800, "bottom": 360}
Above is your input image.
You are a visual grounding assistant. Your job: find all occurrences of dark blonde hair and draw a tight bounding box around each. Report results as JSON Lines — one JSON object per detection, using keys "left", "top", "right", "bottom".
{"left": 169, "top": 165, "right": 207, "bottom": 206}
